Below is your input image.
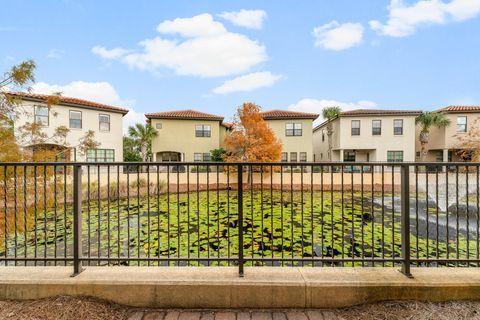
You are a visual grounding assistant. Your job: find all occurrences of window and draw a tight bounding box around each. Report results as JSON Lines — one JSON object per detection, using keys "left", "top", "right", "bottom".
{"left": 436, "top": 150, "right": 443, "bottom": 162}
{"left": 351, "top": 120, "right": 360, "bottom": 136}
{"left": 195, "top": 125, "right": 211, "bottom": 137}
{"left": 156, "top": 123, "right": 162, "bottom": 129}
{"left": 300, "top": 152, "right": 307, "bottom": 162}
{"left": 281, "top": 152, "right": 288, "bottom": 162}
{"left": 194, "top": 153, "right": 211, "bottom": 161}
{"left": 321, "top": 130, "right": 325, "bottom": 142}
{"left": 372, "top": 120, "right": 381, "bottom": 135}
{"left": 387, "top": 151, "right": 403, "bottom": 162}
{"left": 457, "top": 116, "right": 467, "bottom": 132}
{"left": 344, "top": 151, "right": 356, "bottom": 162}
{"left": 286, "top": 123, "right": 302, "bottom": 136}
{"left": 99, "top": 114, "right": 110, "bottom": 131}
{"left": 86, "top": 149, "right": 115, "bottom": 162}
{"left": 34, "top": 106, "right": 49, "bottom": 126}
{"left": 393, "top": 119, "right": 403, "bottom": 135}
{"left": 290, "top": 152, "right": 297, "bottom": 162}
{"left": 69, "top": 110, "right": 82, "bottom": 129}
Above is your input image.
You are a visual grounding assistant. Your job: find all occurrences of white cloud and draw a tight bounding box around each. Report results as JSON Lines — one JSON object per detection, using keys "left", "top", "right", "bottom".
{"left": 212, "top": 71, "right": 283, "bottom": 94}
{"left": 92, "top": 46, "right": 131, "bottom": 59}
{"left": 313, "top": 21, "right": 364, "bottom": 50}
{"left": 93, "top": 13, "right": 267, "bottom": 78}
{"left": 32, "top": 81, "right": 126, "bottom": 105}
{"left": 123, "top": 108, "right": 146, "bottom": 133}
{"left": 157, "top": 13, "right": 226, "bottom": 37}
{"left": 370, "top": 0, "right": 480, "bottom": 37}
{"left": 288, "top": 98, "right": 377, "bottom": 125}
{"left": 217, "top": 9, "right": 267, "bottom": 29}
{"left": 47, "top": 49, "right": 64, "bottom": 59}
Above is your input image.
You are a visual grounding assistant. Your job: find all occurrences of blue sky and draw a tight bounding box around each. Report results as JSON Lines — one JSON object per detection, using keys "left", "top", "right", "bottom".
{"left": 1, "top": 0, "right": 480, "bottom": 127}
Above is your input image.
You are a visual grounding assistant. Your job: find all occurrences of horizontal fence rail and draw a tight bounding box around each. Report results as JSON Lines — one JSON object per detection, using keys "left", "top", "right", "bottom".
{"left": 0, "top": 161, "right": 479, "bottom": 276}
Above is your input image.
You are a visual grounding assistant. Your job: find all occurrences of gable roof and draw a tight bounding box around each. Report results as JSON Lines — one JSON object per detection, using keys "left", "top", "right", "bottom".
{"left": 340, "top": 109, "right": 422, "bottom": 116}
{"left": 6, "top": 91, "right": 129, "bottom": 115}
{"left": 145, "top": 109, "right": 224, "bottom": 121}
{"left": 261, "top": 109, "right": 319, "bottom": 120}
{"left": 435, "top": 106, "right": 480, "bottom": 113}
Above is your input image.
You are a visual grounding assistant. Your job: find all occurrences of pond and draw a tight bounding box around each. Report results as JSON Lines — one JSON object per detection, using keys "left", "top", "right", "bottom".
{"left": 3, "top": 190, "right": 478, "bottom": 267}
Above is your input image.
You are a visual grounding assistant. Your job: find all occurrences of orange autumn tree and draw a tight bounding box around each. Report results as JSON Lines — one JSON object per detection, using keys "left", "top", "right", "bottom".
{"left": 223, "top": 103, "right": 282, "bottom": 163}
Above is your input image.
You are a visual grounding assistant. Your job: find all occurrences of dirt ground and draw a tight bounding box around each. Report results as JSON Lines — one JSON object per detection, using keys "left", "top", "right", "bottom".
{"left": 1, "top": 296, "right": 480, "bottom": 320}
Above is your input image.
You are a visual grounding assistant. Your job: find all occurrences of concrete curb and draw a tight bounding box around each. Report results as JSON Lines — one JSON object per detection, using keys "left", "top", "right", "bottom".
{"left": 1, "top": 267, "right": 480, "bottom": 308}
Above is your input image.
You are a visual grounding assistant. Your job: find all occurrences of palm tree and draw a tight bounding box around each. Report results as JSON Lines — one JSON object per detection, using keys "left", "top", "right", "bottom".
{"left": 128, "top": 123, "right": 158, "bottom": 162}
{"left": 322, "top": 106, "right": 341, "bottom": 161}
{"left": 416, "top": 111, "right": 451, "bottom": 161}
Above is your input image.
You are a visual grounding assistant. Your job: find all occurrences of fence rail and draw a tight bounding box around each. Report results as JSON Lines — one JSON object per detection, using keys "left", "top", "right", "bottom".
{"left": 0, "top": 161, "right": 479, "bottom": 277}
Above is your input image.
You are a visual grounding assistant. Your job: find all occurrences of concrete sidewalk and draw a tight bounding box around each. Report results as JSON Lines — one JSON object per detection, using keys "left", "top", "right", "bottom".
{"left": 1, "top": 267, "right": 480, "bottom": 309}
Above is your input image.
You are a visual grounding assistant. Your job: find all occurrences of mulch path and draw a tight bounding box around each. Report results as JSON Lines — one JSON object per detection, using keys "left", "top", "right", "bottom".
{"left": 1, "top": 296, "right": 480, "bottom": 320}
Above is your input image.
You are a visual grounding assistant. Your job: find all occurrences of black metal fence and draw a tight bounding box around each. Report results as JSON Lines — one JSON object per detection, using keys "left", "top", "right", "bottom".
{"left": 0, "top": 161, "right": 479, "bottom": 277}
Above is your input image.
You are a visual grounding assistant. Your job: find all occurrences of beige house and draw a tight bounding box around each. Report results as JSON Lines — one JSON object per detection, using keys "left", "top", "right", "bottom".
{"left": 8, "top": 92, "right": 128, "bottom": 162}
{"left": 261, "top": 110, "right": 319, "bottom": 162}
{"left": 313, "top": 109, "right": 421, "bottom": 163}
{"left": 415, "top": 106, "right": 480, "bottom": 162}
{"left": 145, "top": 110, "right": 231, "bottom": 163}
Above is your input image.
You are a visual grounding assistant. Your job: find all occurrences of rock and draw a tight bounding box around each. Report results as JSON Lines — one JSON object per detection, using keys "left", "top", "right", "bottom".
{"left": 448, "top": 204, "right": 479, "bottom": 217}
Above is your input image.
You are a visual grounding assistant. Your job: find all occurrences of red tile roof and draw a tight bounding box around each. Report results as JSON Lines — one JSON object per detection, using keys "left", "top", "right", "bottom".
{"left": 6, "top": 91, "right": 129, "bottom": 114}
{"left": 145, "top": 109, "right": 224, "bottom": 121}
{"left": 340, "top": 109, "right": 422, "bottom": 116}
{"left": 435, "top": 106, "right": 480, "bottom": 113}
{"left": 261, "top": 109, "right": 319, "bottom": 120}
{"left": 221, "top": 122, "right": 233, "bottom": 129}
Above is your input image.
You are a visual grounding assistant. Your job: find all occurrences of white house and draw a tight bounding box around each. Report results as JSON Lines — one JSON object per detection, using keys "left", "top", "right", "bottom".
{"left": 8, "top": 92, "right": 128, "bottom": 162}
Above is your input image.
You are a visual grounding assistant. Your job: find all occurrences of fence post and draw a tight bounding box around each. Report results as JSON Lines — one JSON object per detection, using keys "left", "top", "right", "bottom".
{"left": 237, "top": 164, "right": 244, "bottom": 277}
{"left": 72, "top": 164, "right": 83, "bottom": 276}
{"left": 400, "top": 164, "right": 412, "bottom": 277}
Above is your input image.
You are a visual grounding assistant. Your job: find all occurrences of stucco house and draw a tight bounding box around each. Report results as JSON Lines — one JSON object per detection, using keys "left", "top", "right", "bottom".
{"left": 146, "top": 109, "right": 318, "bottom": 164}
{"left": 7, "top": 92, "right": 128, "bottom": 162}
{"left": 145, "top": 110, "right": 232, "bottom": 163}
{"left": 313, "top": 109, "right": 422, "bottom": 163}
{"left": 261, "top": 110, "right": 319, "bottom": 162}
{"left": 415, "top": 106, "right": 480, "bottom": 162}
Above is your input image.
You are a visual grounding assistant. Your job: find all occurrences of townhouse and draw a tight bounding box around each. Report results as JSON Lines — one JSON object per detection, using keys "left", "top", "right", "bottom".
{"left": 313, "top": 109, "right": 421, "bottom": 163}
{"left": 145, "top": 110, "right": 231, "bottom": 163}
{"left": 8, "top": 92, "right": 128, "bottom": 162}
{"left": 415, "top": 106, "right": 480, "bottom": 162}
{"left": 261, "top": 110, "right": 318, "bottom": 162}
{"left": 146, "top": 109, "right": 318, "bottom": 164}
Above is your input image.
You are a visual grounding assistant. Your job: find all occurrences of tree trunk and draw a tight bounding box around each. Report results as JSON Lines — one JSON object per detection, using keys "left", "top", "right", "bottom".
{"left": 327, "top": 122, "right": 333, "bottom": 162}
{"left": 419, "top": 130, "right": 429, "bottom": 162}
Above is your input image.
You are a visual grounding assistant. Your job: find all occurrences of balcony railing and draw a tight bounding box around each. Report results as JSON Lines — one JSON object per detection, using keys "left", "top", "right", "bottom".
{"left": 0, "top": 161, "right": 479, "bottom": 277}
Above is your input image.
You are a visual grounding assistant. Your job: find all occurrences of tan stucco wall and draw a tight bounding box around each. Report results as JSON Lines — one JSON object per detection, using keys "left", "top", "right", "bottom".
{"left": 150, "top": 118, "right": 223, "bottom": 162}
{"left": 14, "top": 101, "right": 124, "bottom": 161}
{"left": 266, "top": 119, "right": 314, "bottom": 161}
{"left": 314, "top": 115, "right": 417, "bottom": 162}
{"left": 416, "top": 113, "right": 480, "bottom": 152}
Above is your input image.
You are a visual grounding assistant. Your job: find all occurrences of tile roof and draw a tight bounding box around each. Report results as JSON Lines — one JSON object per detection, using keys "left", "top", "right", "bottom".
{"left": 145, "top": 109, "right": 224, "bottom": 121}
{"left": 261, "top": 109, "right": 319, "bottom": 120}
{"left": 221, "top": 122, "right": 233, "bottom": 129}
{"left": 6, "top": 91, "right": 129, "bottom": 114}
{"left": 435, "top": 106, "right": 480, "bottom": 113}
{"left": 340, "top": 109, "right": 422, "bottom": 116}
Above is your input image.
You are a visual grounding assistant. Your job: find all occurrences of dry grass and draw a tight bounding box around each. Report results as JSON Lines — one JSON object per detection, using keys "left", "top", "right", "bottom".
{"left": 335, "top": 300, "right": 480, "bottom": 320}
{"left": 2, "top": 297, "right": 480, "bottom": 320}
{"left": 0, "top": 296, "right": 130, "bottom": 320}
